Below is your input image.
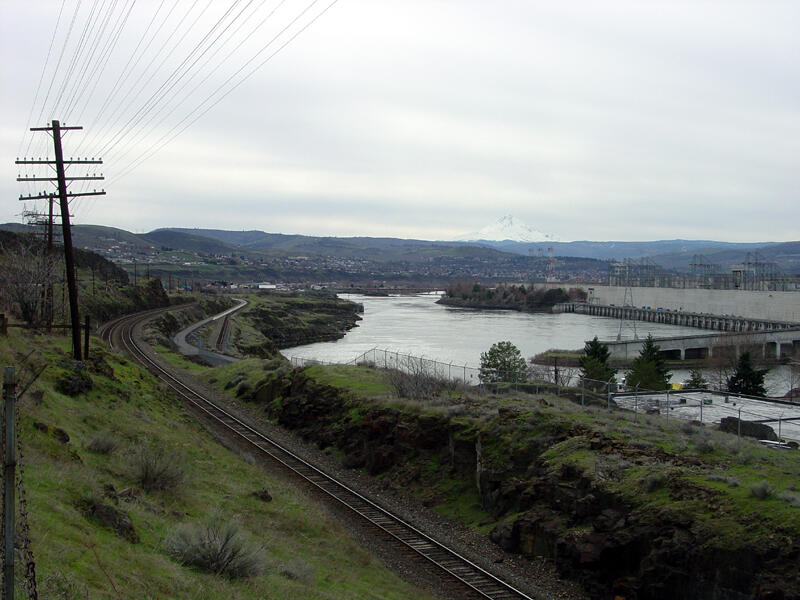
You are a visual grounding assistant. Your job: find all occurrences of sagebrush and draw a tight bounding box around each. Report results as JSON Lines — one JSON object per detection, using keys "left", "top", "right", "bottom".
{"left": 164, "top": 517, "right": 264, "bottom": 578}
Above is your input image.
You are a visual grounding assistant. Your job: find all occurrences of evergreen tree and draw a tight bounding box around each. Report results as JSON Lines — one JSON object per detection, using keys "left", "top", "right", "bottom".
{"left": 479, "top": 341, "right": 528, "bottom": 383}
{"left": 727, "top": 352, "right": 768, "bottom": 396}
{"left": 579, "top": 336, "right": 616, "bottom": 389}
{"left": 624, "top": 335, "right": 671, "bottom": 391}
{"left": 685, "top": 368, "right": 708, "bottom": 390}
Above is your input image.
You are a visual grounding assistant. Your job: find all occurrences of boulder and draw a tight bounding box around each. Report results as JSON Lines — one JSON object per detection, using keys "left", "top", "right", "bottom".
{"left": 719, "top": 417, "right": 778, "bottom": 441}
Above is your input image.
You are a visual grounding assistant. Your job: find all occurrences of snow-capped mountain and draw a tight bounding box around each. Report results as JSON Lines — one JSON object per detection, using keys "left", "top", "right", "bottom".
{"left": 455, "top": 215, "right": 560, "bottom": 243}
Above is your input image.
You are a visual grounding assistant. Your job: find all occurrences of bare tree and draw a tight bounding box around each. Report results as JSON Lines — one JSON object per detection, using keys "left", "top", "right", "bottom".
{"left": 528, "top": 358, "right": 577, "bottom": 387}
{"left": 0, "top": 238, "right": 56, "bottom": 327}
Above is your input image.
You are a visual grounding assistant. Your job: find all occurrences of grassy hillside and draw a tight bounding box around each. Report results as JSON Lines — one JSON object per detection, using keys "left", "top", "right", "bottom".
{"left": 203, "top": 360, "right": 800, "bottom": 598}
{"left": 0, "top": 328, "right": 432, "bottom": 599}
{"left": 144, "top": 230, "right": 240, "bottom": 255}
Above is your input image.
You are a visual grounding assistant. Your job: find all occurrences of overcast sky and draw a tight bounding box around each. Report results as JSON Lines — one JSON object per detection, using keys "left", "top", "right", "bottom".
{"left": 1, "top": 1, "right": 798, "bottom": 242}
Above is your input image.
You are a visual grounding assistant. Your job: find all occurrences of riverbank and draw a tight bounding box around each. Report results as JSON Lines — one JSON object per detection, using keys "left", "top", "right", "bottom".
{"left": 283, "top": 294, "right": 797, "bottom": 395}
{"left": 207, "top": 361, "right": 800, "bottom": 599}
{"left": 437, "top": 282, "right": 586, "bottom": 313}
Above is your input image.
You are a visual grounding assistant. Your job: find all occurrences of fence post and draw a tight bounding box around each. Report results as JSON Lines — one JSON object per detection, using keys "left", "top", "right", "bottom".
{"left": 634, "top": 384, "right": 639, "bottom": 423}
{"left": 665, "top": 389, "right": 670, "bottom": 417}
{"left": 700, "top": 398, "right": 703, "bottom": 423}
{"left": 84, "top": 315, "right": 91, "bottom": 358}
{"left": 3, "top": 366, "right": 16, "bottom": 600}
{"left": 0, "top": 314, "right": 6, "bottom": 336}
{"left": 607, "top": 378, "right": 613, "bottom": 410}
{"left": 738, "top": 408, "right": 741, "bottom": 442}
{"left": 581, "top": 378, "right": 585, "bottom": 407}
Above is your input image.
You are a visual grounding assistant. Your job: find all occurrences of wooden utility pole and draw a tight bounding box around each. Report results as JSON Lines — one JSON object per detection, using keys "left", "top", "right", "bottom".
{"left": 16, "top": 120, "right": 105, "bottom": 360}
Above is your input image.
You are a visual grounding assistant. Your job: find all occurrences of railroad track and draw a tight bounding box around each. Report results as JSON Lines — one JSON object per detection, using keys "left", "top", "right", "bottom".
{"left": 102, "top": 308, "right": 541, "bottom": 600}
{"left": 214, "top": 312, "right": 232, "bottom": 352}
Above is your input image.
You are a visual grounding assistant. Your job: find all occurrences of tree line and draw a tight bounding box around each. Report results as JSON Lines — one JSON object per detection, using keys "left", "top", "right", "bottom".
{"left": 479, "top": 336, "right": 769, "bottom": 396}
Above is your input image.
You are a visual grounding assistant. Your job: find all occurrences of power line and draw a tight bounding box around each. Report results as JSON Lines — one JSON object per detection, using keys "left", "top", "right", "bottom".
{"left": 27, "top": 0, "right": 84, "bottom": 156}
{"left": 97, "top": 0, "right": 247, "bottom": 157}
{"left": 65, "top": 0, "right": 138, "bottom": 124}
{"left": 111, "top": 0, "right": 339, "bottom": 183}
{"left": 17, "top": 0, "right": 68, "bottom": 159}
{"left": 59, "top": 0, "right": 123, "bottom": 121}
{"left": 106, "top": 0, "right": 278, "bottom": 164}
{"left": 49, "top": 0, "right": 104, "bottom": 119}
{"left": 74, "top": 0, "right": 172, "bottom": 154}
{"left": 88, "top": 0, "right": 212, "bottom": 152}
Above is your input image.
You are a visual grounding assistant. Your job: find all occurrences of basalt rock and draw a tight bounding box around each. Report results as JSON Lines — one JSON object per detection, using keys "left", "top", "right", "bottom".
{"left": 251, "top": 368, "right": 800, "bottom": 600}
{"left": 84, "top": 500, "right": 139, "bottom": 543}
{"left": 719, "top": 416, "right": 778, "bottom": 441}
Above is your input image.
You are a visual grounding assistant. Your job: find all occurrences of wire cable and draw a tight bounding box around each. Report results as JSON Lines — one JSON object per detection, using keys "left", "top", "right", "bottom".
{"left": 97, "top": 0, "right": 246, "bottom": 156}
{"left": 85, "top": 0, "right": 211, "bottom": 156}
{"left": 108, "top": 0, "right": 276, "bottom": 163}
{"left": 74, "top": 0, "right": 171, "bottom": 154}
{"left": 49, "top": 0, "right": 104, "bottom": 119}
{"left": 17, "top": 0, "right": 68, "bottom": 158}
{"left": 28, "top": 0, "right": 84, "bottom": 156}
{"left": 111, "top": 0, "right": 339, "bottom": 184}
{"left": 65, "top": 0, "right": 137, "bottom": 123}
{"left": 59, "top": 0, "right": 122, "bottom": 120}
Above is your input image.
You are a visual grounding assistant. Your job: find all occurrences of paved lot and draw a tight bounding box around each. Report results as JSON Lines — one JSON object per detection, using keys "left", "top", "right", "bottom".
{"left": 613, "top": 390, "right": 800, "bottom": 442}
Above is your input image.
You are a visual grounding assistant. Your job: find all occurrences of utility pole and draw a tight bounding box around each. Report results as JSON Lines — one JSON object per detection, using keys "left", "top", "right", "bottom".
{"left": 16, "top": 120, "right": 105, "bottom": 360}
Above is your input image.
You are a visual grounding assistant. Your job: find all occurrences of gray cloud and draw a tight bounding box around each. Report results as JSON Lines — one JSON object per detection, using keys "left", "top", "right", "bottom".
{"left": 2, "top": 1, "right": 798, "bottom": 242}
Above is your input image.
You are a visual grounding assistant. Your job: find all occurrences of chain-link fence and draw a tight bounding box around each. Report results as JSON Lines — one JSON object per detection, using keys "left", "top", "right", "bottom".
{"left": 284, "top": 350, "right": 799, "bottom": 443}
{"left": 287, "top": 348, "right": 483, "bottom": 384}
{"left": 612, "top": 388, "right": 800, "bottom": 443}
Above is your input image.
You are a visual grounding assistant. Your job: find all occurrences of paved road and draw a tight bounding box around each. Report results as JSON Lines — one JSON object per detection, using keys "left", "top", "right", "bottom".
{"left": 172, "top": 299, "right": 248, "bottom": 366}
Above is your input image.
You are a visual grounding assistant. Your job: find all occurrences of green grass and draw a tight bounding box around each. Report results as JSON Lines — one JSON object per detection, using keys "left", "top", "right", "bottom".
{"left": 153, "top": 344, "right": 208, "bottom": 372}
{"left": 303, "top": 364, "right": 392, "bottom": 397}
{"left": 432, "top": 478, "right": 487, "bottom": 529}
{"left": 0, "top": 327, "right": 432, "bottom": 600}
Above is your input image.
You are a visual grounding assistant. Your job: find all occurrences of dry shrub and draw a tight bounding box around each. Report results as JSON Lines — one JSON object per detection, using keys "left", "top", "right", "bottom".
{"left": 749, "top": 480, "right": 776, "bottom": 500}
{"left": 40, "top": 569, "right": 89, "bottom": 600}
{"left": 130, "top": 443, "right": 184, "bottom": 492}
{"left": 385, "top": 358, "right": 461, "bottom": 401}
{"left": 164, "top": 516, "right": 264, "bottom": 578}
{"left": 279, "top": 558, "right": 315, "bottom": 583}
{"left": 87, "top": 430, "right": 120, "bottom": 454}
{"left": 778, "top": 491, "right": 800, "bottom": 507}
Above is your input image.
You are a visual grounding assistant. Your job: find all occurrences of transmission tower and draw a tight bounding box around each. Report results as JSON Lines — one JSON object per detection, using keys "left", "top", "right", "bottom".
{"left": 616, "top": 259, "right": 638, "bottom": 341}
{"left": 16, "top": 120, "right": 105, "bottom": 360}
{"left": 546, "top": 247, "right": 556, "bottom": 281}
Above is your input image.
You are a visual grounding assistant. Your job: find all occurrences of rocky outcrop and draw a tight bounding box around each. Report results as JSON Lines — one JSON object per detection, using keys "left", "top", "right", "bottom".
{"left": 249, "top": 370, "right": 800, "bottom": 599}
{"left": 244, "top": 294, "right": 362, "bottom": 350}
{"left": 719, "top": 416, "right": 778, "bottom": 441}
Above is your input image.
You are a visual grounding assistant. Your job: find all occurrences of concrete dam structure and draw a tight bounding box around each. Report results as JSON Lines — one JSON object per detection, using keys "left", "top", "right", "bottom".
{"left": 581, "top": 285, "right": 800, "bottom": 325}
{"left": 600, "top": 328, "right": 800, "bottom": 361}
{"left": 549, "top": 284, "right": 800, "bottom": 362}
{"left": 558, "top": 302, "right": 797, "bottom": 333}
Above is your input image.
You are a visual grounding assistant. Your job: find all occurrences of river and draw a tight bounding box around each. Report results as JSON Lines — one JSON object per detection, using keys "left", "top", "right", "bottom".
{"left": 282, "top": 293, "right": 797, "bottom": 395}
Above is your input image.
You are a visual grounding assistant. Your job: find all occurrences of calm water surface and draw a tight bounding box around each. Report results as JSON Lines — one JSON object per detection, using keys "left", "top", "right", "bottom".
{"left": 283, "top": 293, "right": 697, "bottom": 364}
{"left": 283, "top": 294, "right": 797, "bottom": 394}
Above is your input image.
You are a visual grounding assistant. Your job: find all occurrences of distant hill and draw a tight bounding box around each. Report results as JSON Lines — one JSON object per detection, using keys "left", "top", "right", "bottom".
{"left": 145, "top": 229, "right": 240, "bottom": 255}
{"left": 161, "top": 228, "right": 511, "bottom": 263}
{"left": 466, "top": 239, "right": 773, "bottom": 260}
{"left": 3, "top": 223, "right": 796, "bottom": 278}
{"left": 647, "top": 241, "right": 800, "bottom": 274}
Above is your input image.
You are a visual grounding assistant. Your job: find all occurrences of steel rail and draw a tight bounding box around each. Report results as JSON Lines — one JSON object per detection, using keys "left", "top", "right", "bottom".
{"left": 103, "top": 309, "right": 541, "bottom": 600}
{"left": 214, "top": 313, "right": 231, "bottom": 352}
